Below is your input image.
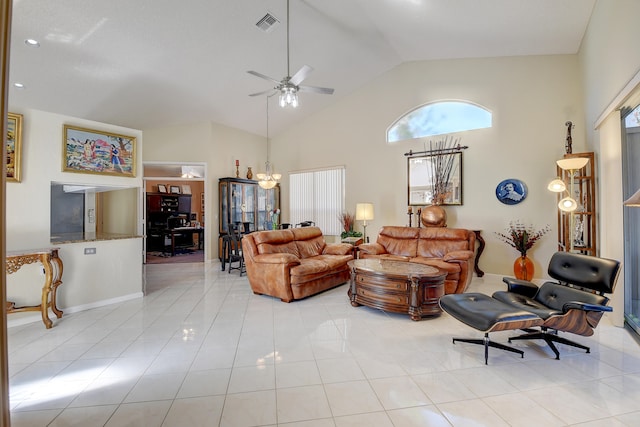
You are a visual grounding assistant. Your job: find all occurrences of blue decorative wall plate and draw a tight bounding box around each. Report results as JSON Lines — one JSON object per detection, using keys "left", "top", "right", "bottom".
{"left": 496, "top": 179, "right": 527, "bottom": 205}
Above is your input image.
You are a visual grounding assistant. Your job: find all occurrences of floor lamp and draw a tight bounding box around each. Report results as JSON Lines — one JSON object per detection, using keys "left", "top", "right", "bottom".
{"left": 624, "top": 188, "right": 640, "bottom": 206}
{"left": 551, "top": 157, "right": 590, "bottom": 252}
{"left": 355, "top": 203, "right": 374, "bottom": 243}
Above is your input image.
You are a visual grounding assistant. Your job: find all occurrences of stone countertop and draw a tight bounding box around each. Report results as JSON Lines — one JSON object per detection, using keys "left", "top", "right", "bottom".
{"left": 50, "top": 232, "right": 143, "bottom": 244}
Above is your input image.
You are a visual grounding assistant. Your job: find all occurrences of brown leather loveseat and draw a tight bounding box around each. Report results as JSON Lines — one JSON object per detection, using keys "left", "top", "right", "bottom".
{"left": 242, "top": 227, "right": 354, "bottom": 302}
{"left": 357, "top": 226, "right": 476, "bottom": 294}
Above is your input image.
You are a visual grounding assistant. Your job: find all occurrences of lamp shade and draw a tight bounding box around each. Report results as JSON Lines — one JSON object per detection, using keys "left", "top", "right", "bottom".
{"left": 355, "top": 203, "right": 374, "bottom": 221}
{"left": 556, "top": 157, "right": 589, "bottom": 171}
{"left": 558, "top": 197, "right": 578, "bottom": 212}
{"left": 547, "top": 178, "right": 566, "bottom": 193}
{"left": 624, "top": 188, "right": 640, "bottom": 206}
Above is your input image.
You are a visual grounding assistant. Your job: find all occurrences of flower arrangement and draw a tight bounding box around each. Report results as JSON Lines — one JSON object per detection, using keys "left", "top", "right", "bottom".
{"left": 338, "top": 211, "right": 362, "bottom": 239}
{"left": 495, "top": 221, "right": 551, "bottom": 257}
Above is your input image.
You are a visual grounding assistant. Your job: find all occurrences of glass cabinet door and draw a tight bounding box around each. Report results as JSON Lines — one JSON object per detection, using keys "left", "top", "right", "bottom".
{"left": 243, "top": 184, "right": 256, "bottom": 231}
{"left": 257, "top": 186, "right": 280, "bottom": 230}
{"left": 219, "top": 178, "right": 279, "bottom": 235}
{"left": 230, "top": 183, "right": 243, "bottom": 227}
{"left": 219, "top": 181, "right": 229, "bottom": 233}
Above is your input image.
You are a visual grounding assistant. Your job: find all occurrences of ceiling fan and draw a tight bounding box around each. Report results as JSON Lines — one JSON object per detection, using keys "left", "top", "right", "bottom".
{"left": 248, "top": 0, "right": 334, "bottom": 108}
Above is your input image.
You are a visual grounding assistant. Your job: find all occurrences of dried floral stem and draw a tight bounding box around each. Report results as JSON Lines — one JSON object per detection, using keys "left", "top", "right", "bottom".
{"left": 495, "top": 221, "right": 551, "bottom": 257}
{"left": 427, "top": 136, "right": 460, "bottom": 205}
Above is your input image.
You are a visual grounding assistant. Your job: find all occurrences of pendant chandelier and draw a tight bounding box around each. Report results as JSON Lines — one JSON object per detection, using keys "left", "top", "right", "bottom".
{"left": 257, "top": 95, "right": 281, "bottom": 189}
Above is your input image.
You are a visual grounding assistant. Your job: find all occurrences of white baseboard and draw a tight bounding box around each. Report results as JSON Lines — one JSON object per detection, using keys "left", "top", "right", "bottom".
{"left": 7, "top": 292, "right": 143, "bottom": 328}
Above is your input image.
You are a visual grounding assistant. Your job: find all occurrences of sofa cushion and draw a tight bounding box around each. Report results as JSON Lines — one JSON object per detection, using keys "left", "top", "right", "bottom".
{"left": 361, "top": 253, "right": 412, "bottom": 262}
{"left": 377, "top": 226, "right": 419, "bottom": 258}
{"left": 313, "top": 254, "right": 353, "bottom": 270}
{"left": 417, "top": 228, "right": 473, "bottom": 258}
{"left": 253, "top": 229, "right": 300, "bottom": 258}
{"left": 291, "top": 227, "right": 327, "bottom": 258}
{"left": 410, "top": 257, "right": 461, "bottom": 275}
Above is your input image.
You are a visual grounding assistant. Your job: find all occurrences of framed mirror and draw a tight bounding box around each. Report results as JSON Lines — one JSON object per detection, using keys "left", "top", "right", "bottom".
{"left": 408, "top": 152, "right": 462, "bottom": 206}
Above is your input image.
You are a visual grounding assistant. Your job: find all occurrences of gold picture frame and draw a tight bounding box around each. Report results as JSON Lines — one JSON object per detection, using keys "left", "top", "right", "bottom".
{"left": 63, "top": 125, "right": 136, "bottom": 177}
{"left": 7, "top": 112, "right": 23, "bottom": 182}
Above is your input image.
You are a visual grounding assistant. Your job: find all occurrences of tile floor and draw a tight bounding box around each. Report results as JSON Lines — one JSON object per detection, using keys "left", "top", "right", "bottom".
{"left": 7, "top": 262, "right": 640, "bottom": 426}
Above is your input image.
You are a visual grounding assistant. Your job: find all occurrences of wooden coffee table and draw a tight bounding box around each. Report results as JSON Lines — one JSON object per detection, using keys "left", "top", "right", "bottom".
{"left": 347, "top": 259, "right": 447, "bottom": 321}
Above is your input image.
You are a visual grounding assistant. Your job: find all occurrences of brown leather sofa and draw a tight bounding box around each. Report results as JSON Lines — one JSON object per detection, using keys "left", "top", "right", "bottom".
{"left": 242, "top": 227, "right": 354, "bottom": 302}
{"left": 357, "top": 226, "right": 476, "bottom": 294}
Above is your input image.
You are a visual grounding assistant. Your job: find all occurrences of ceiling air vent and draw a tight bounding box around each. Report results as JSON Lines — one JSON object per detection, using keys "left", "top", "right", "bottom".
{"left": 256, "top": 13, "right": 280, "bottom": 33}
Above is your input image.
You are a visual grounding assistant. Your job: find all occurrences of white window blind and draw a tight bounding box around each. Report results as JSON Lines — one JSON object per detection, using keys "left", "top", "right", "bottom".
{"left": 289, "top": 166, "right": 345, "bottom": 236}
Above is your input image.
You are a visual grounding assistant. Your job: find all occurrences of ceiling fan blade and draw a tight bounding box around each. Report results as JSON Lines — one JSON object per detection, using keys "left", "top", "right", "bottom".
{"left": 247, "top": 70, "right": 280, "bottom": 84}
{"left": 249, "top": 89, "right": 277, "bottom": 97}
{"left": 298, "top": 85, "right": 335, "bottom": 95}
{"left": 290, "top": 65, "right": 313, "bottom": 86}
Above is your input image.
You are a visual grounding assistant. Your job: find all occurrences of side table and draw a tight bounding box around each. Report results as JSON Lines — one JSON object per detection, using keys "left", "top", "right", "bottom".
{"left": 341, "top": 236, "right": 363, "bottom": 258}
{"left": 6, "top": 247, "right": 64, "bottom": 329}
{"left": 472, "top": 230, "right": 485, "bottom": 277}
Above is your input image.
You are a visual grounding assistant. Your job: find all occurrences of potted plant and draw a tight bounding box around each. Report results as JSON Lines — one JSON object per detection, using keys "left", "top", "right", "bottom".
{"left": 338, "top": 211, "right": 362, "bottom": 239}
{"left": 495, "top": 220, "right": 551, "bottom": 280}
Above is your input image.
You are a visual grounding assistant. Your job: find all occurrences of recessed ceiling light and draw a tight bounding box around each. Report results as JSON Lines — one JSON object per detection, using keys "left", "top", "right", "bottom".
{"left": 25, "top": 38, "right": 40, "bottom": 47}
{"left": 13, "top": 83, "right": 25, "bottom": 88}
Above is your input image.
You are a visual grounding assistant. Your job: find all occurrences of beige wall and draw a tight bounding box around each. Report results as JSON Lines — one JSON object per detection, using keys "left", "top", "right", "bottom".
{"left": 274, "top": 55, "right": 585, "bottom": 277}
{"left": 144, "top": 56, "right": 585, "bottom": 275}
{"left": 143, "top": 122, "right": 265, "bottom": 259}
{"left": 5, "top": 109, "right": 144, "bottom": 324}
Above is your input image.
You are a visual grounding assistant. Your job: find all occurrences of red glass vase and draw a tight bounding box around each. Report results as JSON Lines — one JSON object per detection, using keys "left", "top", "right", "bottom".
{"left": 513, "top": 255, "right": 534, "bottom": 280}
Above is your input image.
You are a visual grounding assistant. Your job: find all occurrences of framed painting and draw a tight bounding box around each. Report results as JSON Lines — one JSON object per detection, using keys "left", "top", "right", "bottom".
{"left": 408, "top": 151, "right": 462, "bottom": 206}
{"left": 157, "top": 184, "right": 167, "bottom": 193}
{"left": 63, "top": 125, "right": 136, "bottom": 177}
{"left": 7, "top": 112, "right": 23, "bottom": 182}
{"left": 170, "top": 185, "right": 180, "bottom": 194}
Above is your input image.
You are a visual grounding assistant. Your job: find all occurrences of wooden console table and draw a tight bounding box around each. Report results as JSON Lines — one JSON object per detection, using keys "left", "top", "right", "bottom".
{"left": 348, "top": 259, "right": 446, "bottom": 320}
{"left": 472, "top": 230, "right": 486, "bottom": 277}
{"left": 5, "top": 247, "right": 64, "bottom": 329}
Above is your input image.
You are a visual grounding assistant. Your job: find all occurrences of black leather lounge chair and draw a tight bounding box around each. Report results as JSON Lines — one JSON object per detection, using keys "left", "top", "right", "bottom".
{"left": 493, "top": 251, "right": 620, "bottom": 359}
{"left": 440, "top": 251, "right": 620, "bottom": 363}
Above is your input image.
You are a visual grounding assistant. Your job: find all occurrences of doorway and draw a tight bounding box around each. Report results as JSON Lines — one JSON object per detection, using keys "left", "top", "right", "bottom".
{"left": 622, "top": 103, "right": 640, "bottom": 334}
{"left": 143, "top": 163, "right": 207, "bottom": 264}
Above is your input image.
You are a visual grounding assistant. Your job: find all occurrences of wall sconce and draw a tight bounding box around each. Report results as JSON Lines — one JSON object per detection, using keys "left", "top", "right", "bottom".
{"left": 548, "top": 157, "right": 589, "bottom": 251}
{"left": 355, "top": 203, "right": 374, "bottom": 243}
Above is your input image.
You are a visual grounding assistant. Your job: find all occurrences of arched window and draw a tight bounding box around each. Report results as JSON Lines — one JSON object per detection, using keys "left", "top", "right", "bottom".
{"left": 387, "top": 100, "right": 492, "bottom": 143}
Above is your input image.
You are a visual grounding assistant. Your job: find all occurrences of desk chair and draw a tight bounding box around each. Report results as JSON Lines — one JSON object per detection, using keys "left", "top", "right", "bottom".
{"left": 296, "top": 221, "right": 315, "bottom": 227}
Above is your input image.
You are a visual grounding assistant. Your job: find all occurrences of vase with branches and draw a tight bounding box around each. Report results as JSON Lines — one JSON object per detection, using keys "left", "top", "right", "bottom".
{"left": 495, "top": 220, "right": 551, "bottom": 280}
{"left": 428, "top": 136, "right": 460, "bottom": 205}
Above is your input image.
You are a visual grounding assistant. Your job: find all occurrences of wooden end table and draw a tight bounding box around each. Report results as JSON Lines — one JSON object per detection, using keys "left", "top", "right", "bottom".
{"left": 6, "top": 247, "right": 64, "bottom": 329}
{"left": 347, "top": 259, "right": 446, "bottom": 321}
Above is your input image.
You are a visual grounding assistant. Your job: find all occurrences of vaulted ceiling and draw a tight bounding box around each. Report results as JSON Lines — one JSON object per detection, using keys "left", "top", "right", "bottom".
{"left": 8, "top": 0, "right": 596, "bottom": 137}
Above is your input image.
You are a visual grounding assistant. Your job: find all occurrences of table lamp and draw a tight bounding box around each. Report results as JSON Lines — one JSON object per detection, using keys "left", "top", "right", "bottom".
{"left": 355, "top": 203, "right": 374, "bottom": 243}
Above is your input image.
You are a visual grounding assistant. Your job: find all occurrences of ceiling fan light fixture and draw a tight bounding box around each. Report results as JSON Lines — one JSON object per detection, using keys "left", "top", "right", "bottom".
{"left": 279, "top": 86, "right": 298, "bottom": 108}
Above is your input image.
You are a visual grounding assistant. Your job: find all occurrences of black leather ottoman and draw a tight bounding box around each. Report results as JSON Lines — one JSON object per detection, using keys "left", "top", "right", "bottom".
{"left": 439, "top": 292, "right": 544, "bottom": 364}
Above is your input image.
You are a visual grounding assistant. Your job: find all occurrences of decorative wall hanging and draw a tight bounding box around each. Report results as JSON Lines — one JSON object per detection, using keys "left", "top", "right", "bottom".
{"left": 63, "top": 125, "right": 136, "bottom": 177}
{"left": 496, "top": 178, "right": 527, "bottom": 205}
{"left": 7, "top": 112, "right": 23, "bottom": 182}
